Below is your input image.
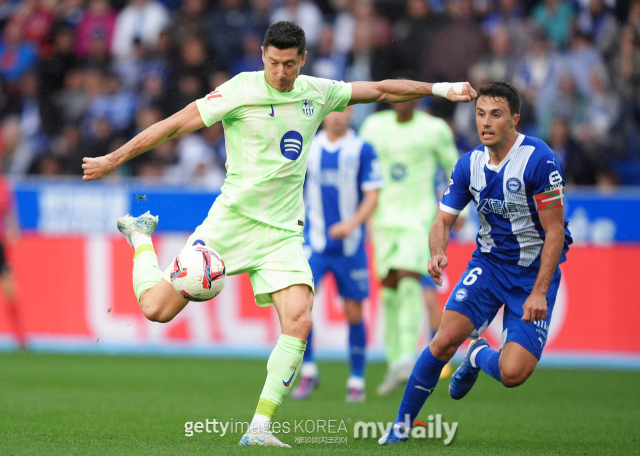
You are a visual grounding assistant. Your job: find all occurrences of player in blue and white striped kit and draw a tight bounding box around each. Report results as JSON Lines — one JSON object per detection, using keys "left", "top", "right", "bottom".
{"left": 292, "top": 107, "right": 383, "bottom": 402}
{"left": 380, "top": 82, "right": 573, "bottom": 444}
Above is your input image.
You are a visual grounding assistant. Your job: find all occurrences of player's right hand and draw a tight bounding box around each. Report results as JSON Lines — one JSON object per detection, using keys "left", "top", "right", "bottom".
{"left": 428, "top": 254, "right": 449, "bottom": 287}
{"left": 82, "top": 156, "right": 114, "bottom": 181}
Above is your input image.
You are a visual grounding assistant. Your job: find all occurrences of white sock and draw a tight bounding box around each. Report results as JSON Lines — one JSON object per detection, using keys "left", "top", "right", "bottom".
{"left": 347, "top": 375, "right": 365, "bottom": 389}
{"left": 249, "top": 413, "right": 271, "bottom": 433}
{"left": 131, "top": 231, "right": 153, "bottom": 250}
{"left": 470, "top": 345, "right": 488, "bottom": 368}
{"left": 300, "top": 361, "right": 318, "bottom": 378}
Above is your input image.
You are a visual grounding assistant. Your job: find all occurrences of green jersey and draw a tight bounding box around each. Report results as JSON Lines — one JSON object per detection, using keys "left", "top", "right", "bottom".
{"left": 196, "top": 71, "right": 352, "bottom": 231}
{"left": 359, "top": 110, "right": 458, "bottom": 231}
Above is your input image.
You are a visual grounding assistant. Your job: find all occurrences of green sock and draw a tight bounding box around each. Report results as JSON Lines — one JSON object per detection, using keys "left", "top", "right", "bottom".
{"left": 257, "top": 334, "right": 306, "bottom": 418}
{"left": 382, "top": 287, "right": 401, "bottom": 366}
{"left": 132, "top": 247, "right": 163, "bottom": 302}
{"left": 398, "top": 277, "right": 424, "bottom": 359}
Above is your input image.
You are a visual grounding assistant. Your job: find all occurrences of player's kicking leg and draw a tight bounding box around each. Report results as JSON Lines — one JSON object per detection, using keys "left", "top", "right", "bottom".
{"left": 117, "top": 212, "right": 189, "bottom": 322}
{"left": 379, "top": 309, "right": 473, "bottom": 445}
{"left": 240, "top": 284, "right": 313, "bottom": 447}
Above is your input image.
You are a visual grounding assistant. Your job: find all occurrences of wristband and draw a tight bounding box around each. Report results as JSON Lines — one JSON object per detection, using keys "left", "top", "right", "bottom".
{"left": 432, "top": 82, "right": 464, "bottom": 98}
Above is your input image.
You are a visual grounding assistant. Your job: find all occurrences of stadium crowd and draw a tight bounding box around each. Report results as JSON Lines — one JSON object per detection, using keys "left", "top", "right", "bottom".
{"left": 0, "top": 0, "right": 638, "bottom": 185}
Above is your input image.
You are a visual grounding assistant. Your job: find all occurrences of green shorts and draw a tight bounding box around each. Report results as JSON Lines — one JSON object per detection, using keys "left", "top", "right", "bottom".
{"left": 372, "top": 227, "right": 430, "bottom": 279}
{"left": 162, "top": 200, "right": 314, "bottom": 306}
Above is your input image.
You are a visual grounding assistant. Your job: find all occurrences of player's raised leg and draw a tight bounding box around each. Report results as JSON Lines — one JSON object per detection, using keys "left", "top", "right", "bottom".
{"left": 117, "top": 212, "right": 189, "bottom": 323}
{"left": 240, "top": 284, "right": 312, "bottom": 447}
{"left": 379, "top": 309, "right": 473, "bottom": 445}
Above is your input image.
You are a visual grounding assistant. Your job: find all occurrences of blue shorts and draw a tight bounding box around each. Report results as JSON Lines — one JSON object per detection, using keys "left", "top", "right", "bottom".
{"left": 445, "top": 253, "right": 561, "bottom": 359}
{"left": 421, "top": 275, "right": 437, "bottom": 289}
{"left": 308, "top": 248, "right": 369, "bottom": 302}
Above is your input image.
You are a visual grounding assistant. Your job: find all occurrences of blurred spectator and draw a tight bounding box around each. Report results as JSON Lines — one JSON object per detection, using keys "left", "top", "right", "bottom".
{"left": 422, "top": 0, "right": 487, "bottom": 83}
{"left": 394, "top": 0, "right": 444, "bottom": 74}
{"left": 538, "top": 71, "right": 588, "bottom": 140}
{"left": 82, "top": 72, "right": 137, "bottom": 138}
{"left": 610, "top": 25, "right": 640, "bottom": 101}
{"left": 307, "top": 24, "right": 347, "bottom": 80}
{"left": 170, "top": 0, "right": 208, "bottom": 44}
{"left": 531, "top": 0, "right": 575, "bottom": 49}
{"left": 595, "top": 168, "right": 620, "bottom": 190}
{"left": 47, "top": 125, "right": 85, "bottom": 175}
{"left": 38, "top": 27, "right": 77, "bottom": 96}
{"left": 0, "top": 21, "right": 38, "bottom": 83}
{"left": 332, "top": 0, "right": 356, "bottom": 54}
{"left": 178, "top": 36, "right": 213, "bottom": 89}
{"left": 55, "top": 69, "right": 90, "bottom": 126}
{"left": 483, "top": 0, "right": 529, "bottom": 54}
{"left": 165, "top": 131, "right": 224, "bottom": 188}
{"left": 271, "top": 0, "right": 323, "bottom": 47}
{"left": 75, "top": 0, "right": 117, "bottom": 59}
{"left": 480, "top": 26, "right": 519, "bottom": 83}
{"left": 112, "top": 0, "right": 170, "bottom": 60}
{"left": 79, "top": 28, "right": 112, "bottom": 71}
{"left": 231, "top": 32, "right": 265, "bottom": 76}
{"left": 207, "top": 0, "right": 248, "bottom": 69}
{"left": 12, "top": 0, "right": 54, "bottom": 51}
{"left": 560, "top": 32, "right": 605, "bottom": 97}
{"left": 248, "top": 0, "right": 273, "bottom": 39}
{"left": 547, "top": 116, "right": 596, "bottom": 185}
{"left": 577, "top": 0, "right": 619, "bottom": 60}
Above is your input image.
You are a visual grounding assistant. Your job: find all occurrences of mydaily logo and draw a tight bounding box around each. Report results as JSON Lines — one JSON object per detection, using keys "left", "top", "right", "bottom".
{"left": 354, "top": 414, "right": 458, "bottom": 445}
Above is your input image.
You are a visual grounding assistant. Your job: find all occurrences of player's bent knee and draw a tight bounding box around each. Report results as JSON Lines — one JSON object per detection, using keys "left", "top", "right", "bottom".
{"left": 429, "top": 333, "right": 458, "bottom": 361}
{"left": 500, "top": 367, "right": 533, "bottom": 388}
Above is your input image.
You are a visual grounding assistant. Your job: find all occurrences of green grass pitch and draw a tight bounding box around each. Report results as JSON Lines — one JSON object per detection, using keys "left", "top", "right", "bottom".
{"left": 1, "top": 352, "right": 639, "bottom": 455}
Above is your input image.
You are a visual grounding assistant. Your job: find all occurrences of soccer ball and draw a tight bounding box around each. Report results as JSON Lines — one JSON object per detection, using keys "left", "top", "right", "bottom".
{"left": 170, "top": 245, "right": 226, "bottom": 302}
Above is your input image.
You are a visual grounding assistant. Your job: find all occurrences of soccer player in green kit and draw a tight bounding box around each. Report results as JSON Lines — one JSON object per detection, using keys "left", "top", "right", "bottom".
{"left": 82, "top": 22, "right": 476, "bottom": 447}
{"left": 359, "top": 93, "right": 460, "bottom": 396}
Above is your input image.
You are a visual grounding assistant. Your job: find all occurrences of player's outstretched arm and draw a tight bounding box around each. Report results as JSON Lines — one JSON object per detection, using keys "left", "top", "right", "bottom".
{"left": 428, "top": 210, "right": 458, "bottom": 286}
{"left": 522, "top": 206, "right": 565, "bottom": 323}
{"left": 348, "top": 80, "right": 477, "bottom": 105}
{"left": 82, "top": 102, "right": 206, "bottom": 181}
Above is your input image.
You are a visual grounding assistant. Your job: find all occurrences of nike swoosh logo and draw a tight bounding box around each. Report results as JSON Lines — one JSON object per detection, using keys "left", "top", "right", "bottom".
{"left": 415, "top": 385, "right": 434, "bottom": 393}
{"left": 269, "top": 105, "right": 275, "bottom": 117}
{"left": 256, "top": 437, "right": 265, "bottom": 443}
{"left": 283, "top": 368, "right": 296, "bottom": 387}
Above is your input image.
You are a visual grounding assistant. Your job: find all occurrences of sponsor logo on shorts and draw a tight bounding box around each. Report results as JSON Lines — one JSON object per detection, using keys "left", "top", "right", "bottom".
{"left": 280, "top": 131, "right": 304, "bottom": 160}
{"left": 506, "top": 178, "right": 522, "bottom": 193}
{"left": 454, "top": 288, "right": 468, "bottom": 301}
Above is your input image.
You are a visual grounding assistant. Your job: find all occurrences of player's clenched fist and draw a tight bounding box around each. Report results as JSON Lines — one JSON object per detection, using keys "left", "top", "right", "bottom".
{"left": 82, "top": 156, "right": 115, "bottom": 181}
{"left": 428, "top": 254, "right": 448, "bottom": 287}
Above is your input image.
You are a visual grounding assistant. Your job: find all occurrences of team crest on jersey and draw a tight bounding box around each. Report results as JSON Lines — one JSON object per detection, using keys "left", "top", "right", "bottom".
{"left": 301, "top": 99, "right": 314, "bottom": 117}
{"left": 391, "top": 163, "right": 406, "bottom": 181}
{"left": 506, "top": 178, "right": 522, "bottom": 193}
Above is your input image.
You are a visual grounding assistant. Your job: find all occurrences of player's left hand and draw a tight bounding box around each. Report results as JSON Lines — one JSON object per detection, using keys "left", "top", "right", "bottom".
{"left": 328, "top": 221, "right": 355, "bottom": 239}
{"left": 521, "top": 293, "right": 548, "bottom": 323}
{"left": 447, "top": 82, "right": 477, "bottom": 103}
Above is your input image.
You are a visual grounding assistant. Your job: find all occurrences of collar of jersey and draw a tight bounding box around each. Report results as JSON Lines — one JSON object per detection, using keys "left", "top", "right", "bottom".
{"left": 483, "top": 133, "right": 524, "bottom": 173}
{"left": 318, "top": 129, "right": 356, "bottom": 152}
{"left": 261, "top": 71, "right": 302, "bottom": 98}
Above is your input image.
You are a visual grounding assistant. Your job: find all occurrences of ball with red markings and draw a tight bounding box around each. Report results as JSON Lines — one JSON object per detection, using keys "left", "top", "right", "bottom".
{"left": 169, "top": 245, "right": 226, "bottom": 302}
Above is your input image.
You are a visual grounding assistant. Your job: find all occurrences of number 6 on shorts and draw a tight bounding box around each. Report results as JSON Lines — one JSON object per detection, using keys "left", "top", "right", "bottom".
{"left": 462, "top": 267, "right": 483, "bottom": 286}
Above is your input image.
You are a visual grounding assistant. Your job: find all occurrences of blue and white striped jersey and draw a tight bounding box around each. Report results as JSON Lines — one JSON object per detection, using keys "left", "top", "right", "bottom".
{"left": 441, "top": 134, "right": 572, "bottom": 268}
{"left": 304, "top": 129, "right": 383, "bottom": 256}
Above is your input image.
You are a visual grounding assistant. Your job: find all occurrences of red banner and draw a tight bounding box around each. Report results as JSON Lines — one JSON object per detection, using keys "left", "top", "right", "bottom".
{"left": 0, "top": 235, "right": 639, "bottom": 356}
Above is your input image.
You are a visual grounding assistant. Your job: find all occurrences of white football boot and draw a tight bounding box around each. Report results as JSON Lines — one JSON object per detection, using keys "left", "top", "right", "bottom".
{"left": 116, "top": 211, "right": 159, "bottom": 246}
{"left": 239, "top": 427, "right": 291, "bottom": 448}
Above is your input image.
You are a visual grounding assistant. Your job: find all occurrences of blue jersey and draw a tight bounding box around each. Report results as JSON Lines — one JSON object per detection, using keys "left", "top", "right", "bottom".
{"left": 304, "top": 129, "right": 383, "bottom": 256}
{"left": 441, "top": 134, "right": 572, "bottom": 268}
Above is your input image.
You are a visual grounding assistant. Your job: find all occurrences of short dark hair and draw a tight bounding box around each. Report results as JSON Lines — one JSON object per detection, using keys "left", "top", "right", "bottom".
{"left": 263, "top": 21, "right": 306, "bottom": 56}
{"left": 476, "top": 81, "right": 522, "bottom": 115}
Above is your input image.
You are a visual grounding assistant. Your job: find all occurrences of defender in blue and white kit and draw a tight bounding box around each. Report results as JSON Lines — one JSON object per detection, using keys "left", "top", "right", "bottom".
{"left": 380, "top": 81, "right": 572, "bottom": 445}
{"left": 292, "top": 107, "right": 383, "bottom": 402}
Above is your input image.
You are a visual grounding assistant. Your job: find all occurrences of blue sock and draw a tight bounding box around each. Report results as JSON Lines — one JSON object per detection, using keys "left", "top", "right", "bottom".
{"left": 348, "top": 321, "right": 366, "bottom": 378}
{"left": 303, "top": 327, "right": 314, "bottom": 363}
{"left": 395, "top": 347, "right": 447, "bottom": 425}
{"left": 474, "top": 346, "right": 502, "bottom": 383}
